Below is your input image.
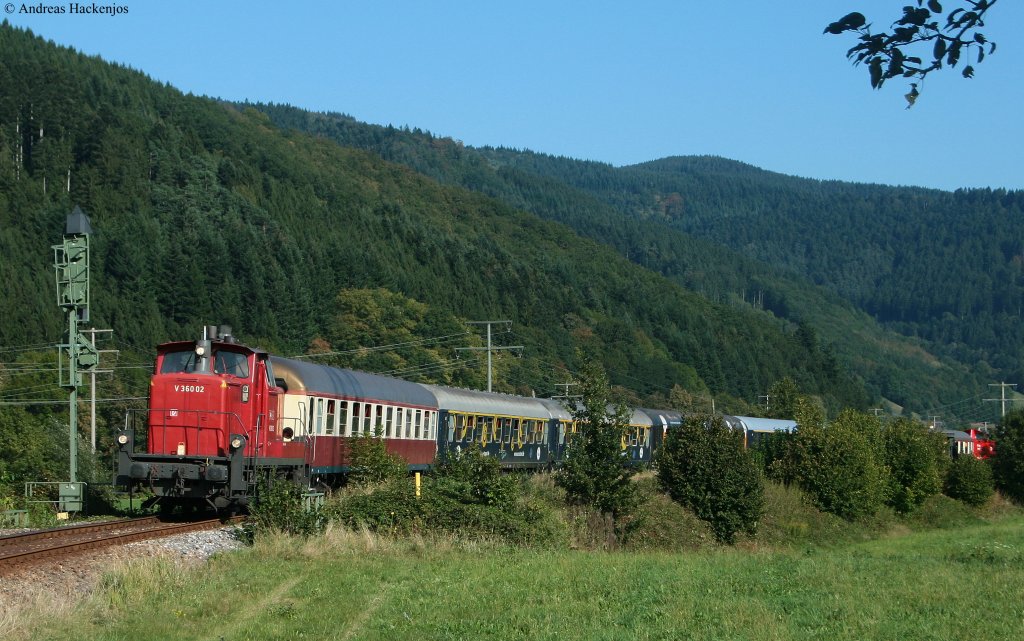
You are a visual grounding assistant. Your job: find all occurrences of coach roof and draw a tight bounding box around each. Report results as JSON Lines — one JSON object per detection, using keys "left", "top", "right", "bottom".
{"left": 270, "top": 357, "right": 438, "bottom": 408}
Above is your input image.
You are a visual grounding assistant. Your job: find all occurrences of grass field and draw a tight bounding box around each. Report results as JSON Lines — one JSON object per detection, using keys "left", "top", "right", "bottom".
{"left": 20, "top": 515, "right": 1024, "bottom": 641}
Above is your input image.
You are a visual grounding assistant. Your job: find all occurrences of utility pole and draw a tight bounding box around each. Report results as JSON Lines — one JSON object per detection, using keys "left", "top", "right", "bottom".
{"left": 52, "top": 206, "right": 99, "bottom": 512}
{"left": 869, "top": 408, "right": 884, "bottom": 417}
{"left": 84, "top": 328, "right": 116, "bottom": 453}
{"left": 552, "top": 381, "right": 580, "bottom": 402}
{"left": 985, "top": 382, "right": 1018, "bottom": 418}
{"left": 758, "top": 394, "right": 770, "bottom": 411}
{"left": 456, "top": 320, "right": 522, "bottom": 392}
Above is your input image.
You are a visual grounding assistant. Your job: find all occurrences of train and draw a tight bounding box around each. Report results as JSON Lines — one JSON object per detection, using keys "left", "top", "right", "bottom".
{"left": 113, "top": 326, "right": 990, "bottom": 511}
{"left": 942, "top": 427, "right": 996, "bottom": 459}
{"left": 114, "top": 326, "right": 685, "bottom": 510}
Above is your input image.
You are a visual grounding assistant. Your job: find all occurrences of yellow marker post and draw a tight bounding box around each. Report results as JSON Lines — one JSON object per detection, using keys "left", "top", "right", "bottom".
{"left": 415, "top": 472, "right": 421, "bottom": 498}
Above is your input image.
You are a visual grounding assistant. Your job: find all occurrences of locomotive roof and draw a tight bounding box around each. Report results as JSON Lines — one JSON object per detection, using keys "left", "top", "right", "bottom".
{"left": 270, "top": 357, "right": 438, "bottom": 408}
{"left": 157, "top": 340, "right": 268, "bottom": 356}
{"left": 423, "top": 385, "right": 554, "bottom": 420}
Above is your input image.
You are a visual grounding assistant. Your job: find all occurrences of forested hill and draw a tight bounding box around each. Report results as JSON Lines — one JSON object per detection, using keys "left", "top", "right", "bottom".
{"left": 480, "top": 151, "right": 1024, "bottom": 387}
{"left": 0, "top": 23, "right": 877, "bottom": 417}
{"left": 250, "top": 103, "right": 1020, "bottom": 417}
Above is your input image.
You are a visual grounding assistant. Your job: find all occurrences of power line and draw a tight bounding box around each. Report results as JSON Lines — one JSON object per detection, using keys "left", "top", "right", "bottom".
{"left": 0, "top": 396, "right": 148, "bottom": 406}
{"left": 292, "top": 331, "right": 471, "bottom": 360}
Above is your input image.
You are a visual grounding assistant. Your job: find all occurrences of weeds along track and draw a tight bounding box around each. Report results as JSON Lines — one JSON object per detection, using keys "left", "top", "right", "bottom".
{"left": 0, "top": 516, "right": 243, "bottom": 573}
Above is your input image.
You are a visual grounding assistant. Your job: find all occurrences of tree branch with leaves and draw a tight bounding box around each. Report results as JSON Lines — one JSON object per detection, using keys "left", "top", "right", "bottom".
{"left": 825, "top": 0, "right": 998, "bottom": 107}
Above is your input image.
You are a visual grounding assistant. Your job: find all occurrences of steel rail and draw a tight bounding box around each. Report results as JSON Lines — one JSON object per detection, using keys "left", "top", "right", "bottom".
{"left": 0, "top": 516, "right": 242, "bottom": 573}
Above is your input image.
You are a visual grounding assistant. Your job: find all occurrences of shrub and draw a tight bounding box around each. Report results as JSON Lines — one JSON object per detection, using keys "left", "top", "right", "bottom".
{"left": 347, "top": 427, "right": 407, "bottom": 486}
{"left": 789, "top": 407, "right": 888, "bottom": 520}
{"left": 945, "top": 456, "right": 995, "bottom": 507}
{"left": 244, "top": 474, "right": 326, "bottom": 540}
{"left": 434, "top": 444, "right": 519, "bottom": 508}
{"left": 991, "top": 409, "right": 1024, "bottom": 504}
{"left": 330, "top": 471, "right": 565, "bottom": 546}
{"left": 752, "top": 430, "right": 797, "bottom": 484}
{"left": 556, "top": 361, "right": 637, "bottom": 524}
{"left": 657, "top": 413, "right": 764, "bottom": 544}
{"left": 881, "top": 418, "right": 948, "bottom": 513}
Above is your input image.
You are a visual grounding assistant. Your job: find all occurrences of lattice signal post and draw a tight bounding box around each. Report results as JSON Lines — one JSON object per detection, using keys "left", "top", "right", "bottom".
{"left": 52, "top": 206, "right": 99, "bottom": 511}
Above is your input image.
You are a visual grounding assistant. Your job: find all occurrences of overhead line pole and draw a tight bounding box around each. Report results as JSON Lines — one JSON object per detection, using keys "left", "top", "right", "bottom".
{"left": 985, "top": 381, "right": 1018, "bottom": 418}
{"left": 457, "top": 321, "right": 522, "bottom": 392}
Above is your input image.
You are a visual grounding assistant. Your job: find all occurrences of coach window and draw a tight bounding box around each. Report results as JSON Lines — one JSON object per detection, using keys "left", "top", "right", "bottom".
{"left": 488, "top": 416, "right": 499, "bottom": 444}
{"left": 315, "top": 399, "right": 324, "bottom": 435}
{"left": 363, "top": 404, "right": 373, "bottom": 435}
{"left": 413, "top": 410, "right": 421, "bottom": 439}
{"left": 338, "top": 401, "right": 350, "bottom": 437}
{"left": 385, "top": 406, "right": 394, "bottom": 438}
{"left": 511, "top": 419, "right": 521, "bottom": 448}
{"left": 375, "top": 405, "right": 384, "bottom": 437}
{"left": 351, "top": 403, "right": 362, "bottom": 436}
{"left": 326, "top": 400, "right": 336, "bottom": 436}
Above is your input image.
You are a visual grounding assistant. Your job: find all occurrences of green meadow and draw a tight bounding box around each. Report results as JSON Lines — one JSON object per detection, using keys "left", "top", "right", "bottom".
{"left": 17, "top": 516, "right": 1024, "bottom": 641}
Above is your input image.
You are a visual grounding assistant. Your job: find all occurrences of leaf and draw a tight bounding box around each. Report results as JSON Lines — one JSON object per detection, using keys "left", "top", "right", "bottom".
{"left": 825, "top": 12, "right": 866, "bottom": 34}
{"left": 974, "top": 33, "right": 987, "bottom": 44}
{"left": 869, "top": 58, "right": 883, "bottom": 89}
{"left": 933, "top": 38, "right": 946, "bottom": 61}
{"left": 962, "top": 65, "right": 975, "bottom": 79}
{"left": 904, "top": 84, "right": 920, "bottom": 109}
{"left": 947, "top": 43, "right": 961, "bottom": 67}
{"left": 928, "top": 0, "right": 942, "bottom": 13}
{"left": 841, "top": 12, "right": 867, "bottom": 29}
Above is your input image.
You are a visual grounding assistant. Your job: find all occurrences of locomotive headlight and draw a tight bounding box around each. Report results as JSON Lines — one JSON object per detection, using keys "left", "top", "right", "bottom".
{"left": 195, "top": 345, "right": 206, "bottom": 357}
{"left": 230, "top": 437, "right": 243, "bottom": 450}
{"left": 117, "top": 434, "right": 129, "bottom": 445}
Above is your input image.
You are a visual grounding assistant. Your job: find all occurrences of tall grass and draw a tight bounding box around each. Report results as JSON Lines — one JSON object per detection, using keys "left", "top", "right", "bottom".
{"left": 19, "top": 515, "right": 1024, "bottom": 641}
{"left": 8, "top": 478, "right": 1023, "bottom": 641}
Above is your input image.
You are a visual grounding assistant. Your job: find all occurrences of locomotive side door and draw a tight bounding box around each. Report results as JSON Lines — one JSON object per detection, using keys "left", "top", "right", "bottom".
{"left": 254, "top": 355, "right": 280, "bottom": 440}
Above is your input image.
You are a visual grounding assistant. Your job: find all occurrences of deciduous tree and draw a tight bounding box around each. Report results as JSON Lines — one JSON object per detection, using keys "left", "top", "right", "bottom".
{"left": 826, "top": 1, "right": 999, "bottom": 106}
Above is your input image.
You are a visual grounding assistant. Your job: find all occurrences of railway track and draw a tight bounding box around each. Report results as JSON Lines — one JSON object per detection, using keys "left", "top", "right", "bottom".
{"left": 0, "top": 516, "right": 243, "bottom": 573}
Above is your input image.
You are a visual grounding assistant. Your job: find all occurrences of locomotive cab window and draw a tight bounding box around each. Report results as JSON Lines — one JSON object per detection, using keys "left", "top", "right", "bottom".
{"left": 214, "top": 351, "right": 250, "bottom": 378}
{"left": 160, "top": 349, "right": 197, "bottom": 374}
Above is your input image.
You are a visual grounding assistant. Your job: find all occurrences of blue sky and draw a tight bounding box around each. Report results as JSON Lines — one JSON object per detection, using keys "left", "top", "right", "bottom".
{"left": 6, "top": 1, "right": 1022, "bottom": 191}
